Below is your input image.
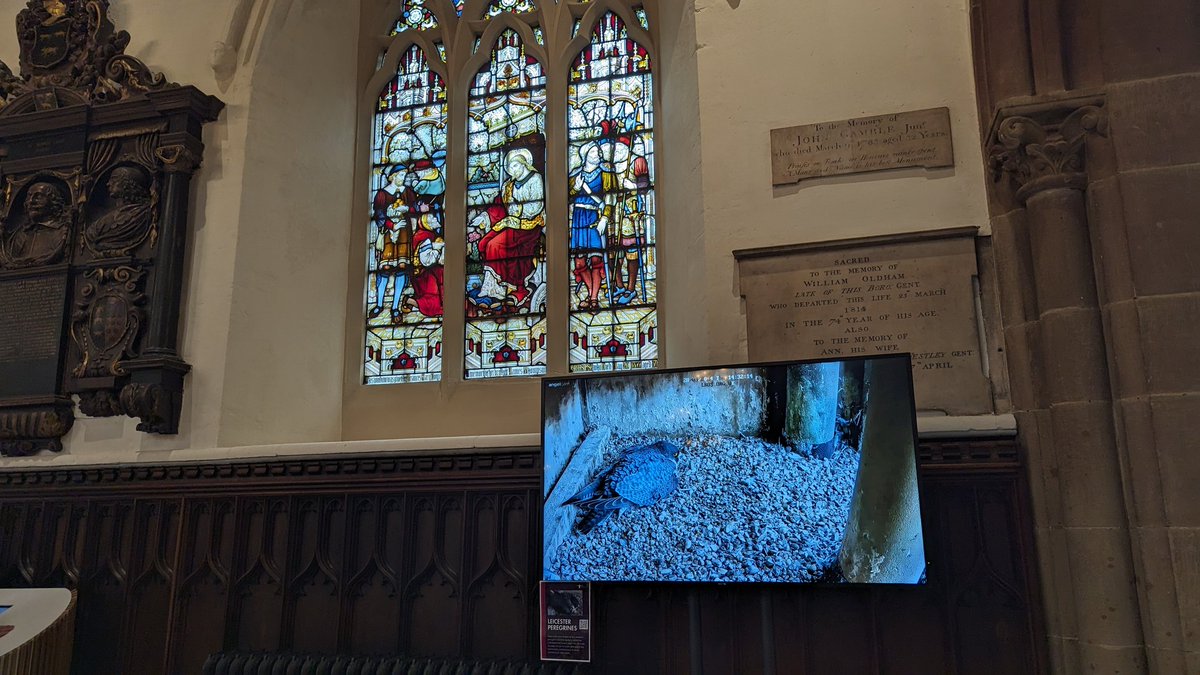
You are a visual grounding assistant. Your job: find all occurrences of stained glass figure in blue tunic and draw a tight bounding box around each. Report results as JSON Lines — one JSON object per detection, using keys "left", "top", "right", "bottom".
{"left": 569, "top": 142, "right": 615, "bottom": 310}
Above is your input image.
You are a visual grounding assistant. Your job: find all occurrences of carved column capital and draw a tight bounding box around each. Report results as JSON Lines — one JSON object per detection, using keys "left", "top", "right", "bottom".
{"left": 989, "top": 104, "right": 1107, "bottom": 203}
{"left": 155, "top": 144, "right": 202, "bottom": 174}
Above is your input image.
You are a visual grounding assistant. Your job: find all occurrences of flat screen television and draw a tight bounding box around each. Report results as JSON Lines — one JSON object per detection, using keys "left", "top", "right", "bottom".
{"left": 541, "top": 355, "right": 927, "bottom": 585}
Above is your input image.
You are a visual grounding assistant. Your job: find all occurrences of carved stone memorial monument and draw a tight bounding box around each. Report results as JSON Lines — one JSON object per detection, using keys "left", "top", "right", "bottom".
{"left": 736, "top": 228, "right": 994, "bottom": 416}
{"left": 0, "top": 0, "right": 223, "bottom": 455}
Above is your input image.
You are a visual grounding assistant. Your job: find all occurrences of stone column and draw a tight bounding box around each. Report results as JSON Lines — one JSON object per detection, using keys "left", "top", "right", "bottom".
{"left": 971, "top": 1, "right": 1200, "bottom": 670}
{"left": 990, "top": 102, "right": 1148, "bottom": 672}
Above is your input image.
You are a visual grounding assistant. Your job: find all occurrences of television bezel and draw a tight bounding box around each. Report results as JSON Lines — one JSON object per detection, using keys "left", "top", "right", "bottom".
{"left": 538, "top": 352, "right": 932, "bottom": 588}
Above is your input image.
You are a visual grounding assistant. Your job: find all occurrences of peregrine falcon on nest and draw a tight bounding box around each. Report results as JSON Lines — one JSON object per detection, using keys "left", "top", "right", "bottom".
{"left": 564, "top": 440, "right": 681, "bottom": 534}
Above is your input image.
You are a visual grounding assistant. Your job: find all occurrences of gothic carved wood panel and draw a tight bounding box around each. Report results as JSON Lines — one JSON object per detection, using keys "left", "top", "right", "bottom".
{"left": 0, "top": 442, "right": 1043, "bottom": 675}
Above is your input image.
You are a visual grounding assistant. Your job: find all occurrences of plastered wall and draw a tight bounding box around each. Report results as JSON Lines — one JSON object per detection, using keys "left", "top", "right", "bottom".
{"left": 690, "top": 0, "right": 989, "bottom": 362}
{"left": 0, "top": 0, "right": 986, "bottom": 464}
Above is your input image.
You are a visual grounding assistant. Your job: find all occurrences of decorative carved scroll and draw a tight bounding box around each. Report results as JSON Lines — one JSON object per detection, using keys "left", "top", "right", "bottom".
{"left": 76, "top": 389, "right": 121, "bottom": 417}
{"left": 155, "top": 144, "right": 202, "bottom": 175}
{"left": 0, "top": 0, "right": 223, "bottom": 455}
{"left": 118, "top": 382, "right": 174, "bottom": 434}
{"left": 0, "top": 0, "right": 175, "bottom": 114}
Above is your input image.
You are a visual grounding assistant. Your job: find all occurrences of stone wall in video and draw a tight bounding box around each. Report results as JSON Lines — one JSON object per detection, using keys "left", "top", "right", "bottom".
{"left": 542, "top": 356, "right": 926, "bottom": 584}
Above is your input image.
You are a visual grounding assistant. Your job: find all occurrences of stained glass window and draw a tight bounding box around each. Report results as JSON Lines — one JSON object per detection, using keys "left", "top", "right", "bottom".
{"left": 486, "top": 0, "right": 537, "bottom": 17}
{"left": 391, "top": 0, "right": 438, "bottom": 34}
{"left": 576, "top": 2, "right": 650, "bottom": 31}
{"left": 365, "top": 45, "right": 448, "bottom": 384}
{"left": 567, "top": 11, "right": 658, "bottom": 373}
{"left": 365, "top": 2, "right": 660, "bottom": 386}
{"left": 465, "top": 29, "right": 548, "bottom": 379}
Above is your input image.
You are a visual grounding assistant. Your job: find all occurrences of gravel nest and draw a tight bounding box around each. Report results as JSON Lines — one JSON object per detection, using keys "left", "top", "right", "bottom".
{"left": 548, "top": 433, "right": 860, "bottom": 583}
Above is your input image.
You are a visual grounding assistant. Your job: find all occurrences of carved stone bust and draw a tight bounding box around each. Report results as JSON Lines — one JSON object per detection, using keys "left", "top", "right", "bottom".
{"left": 3, "top": 180, "right": 70, "bottom": 267}
{"left": 86, "top": 165, "right": 155, "bottom": 255}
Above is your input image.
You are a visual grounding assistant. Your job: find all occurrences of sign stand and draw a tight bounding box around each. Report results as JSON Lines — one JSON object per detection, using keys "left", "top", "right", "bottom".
{"left": 539, "top": 581, "right": 592, "bottom": 663}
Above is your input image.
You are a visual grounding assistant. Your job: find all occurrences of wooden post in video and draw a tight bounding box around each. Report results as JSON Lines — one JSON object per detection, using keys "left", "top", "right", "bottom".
{"left": 839, "top": 357, "right": 924, "bottom": 583}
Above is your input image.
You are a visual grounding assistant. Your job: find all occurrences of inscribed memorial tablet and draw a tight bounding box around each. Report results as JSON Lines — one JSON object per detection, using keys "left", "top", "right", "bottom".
{"left": 771, "top": 107, "right": 954, "bottom": 185}
{"left": 0, "top": 273, "right": 68, "bottom": 399}
{"left": 736, "top": 228, "right": 992, "bottom": 415}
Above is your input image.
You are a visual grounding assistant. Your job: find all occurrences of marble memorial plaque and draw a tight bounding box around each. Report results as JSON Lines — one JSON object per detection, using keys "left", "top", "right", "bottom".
{"left": 0, "top": 271, "right": 68, "bottom": 399}
{"left": 736, "top": 228, "right": 992, "bottom": 415}
{"left": 771, "top": 107, "right": 954, "bottom": 185}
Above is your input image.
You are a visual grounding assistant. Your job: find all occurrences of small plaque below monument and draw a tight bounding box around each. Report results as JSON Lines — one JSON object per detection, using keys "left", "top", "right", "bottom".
{"left": 0, "top": 272, "right": 68, "bottom": 399}
{"left": 771, "top": 107, "right": 954, "bottom": 185}
{"left": 736, "top": 228, "right": 991, "bottom": 415}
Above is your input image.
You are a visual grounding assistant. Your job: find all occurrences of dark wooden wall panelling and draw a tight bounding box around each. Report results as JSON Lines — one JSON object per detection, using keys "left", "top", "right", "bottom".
{"left": 0, "top": 441, "right": 1043, "bottom": 675}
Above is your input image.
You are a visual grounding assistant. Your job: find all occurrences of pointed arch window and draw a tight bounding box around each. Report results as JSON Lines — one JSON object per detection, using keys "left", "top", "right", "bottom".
{"left": 362, "top": 2, "right": 660, "bottom": 385}
{"left": 465, "top": 28, "right": 548, "bottom": 379}
{"left": 567, "top": 10, "right": 657, "bottom": 373}
{"left": 365, "top": 44, "right": 448, "bottom": 384}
